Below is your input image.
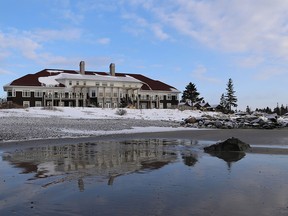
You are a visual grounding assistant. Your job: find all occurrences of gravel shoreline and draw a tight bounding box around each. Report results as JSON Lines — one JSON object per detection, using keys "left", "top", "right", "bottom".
{"left": 1, "top": 116, "right": 288, "bottom": 155}
{"left": 0, "top": 116, "right": 179, "bottom": 142}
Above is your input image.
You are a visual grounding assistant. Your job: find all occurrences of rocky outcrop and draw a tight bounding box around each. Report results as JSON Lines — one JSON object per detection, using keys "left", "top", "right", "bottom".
{"left": 203, "top": 137, "right": 251, "bottom": 152}
{"left": 203, "top": 137, "right": 251, "bottom": 163}
{"left": 181, "top": 112, "right": 288, "bottom": 129}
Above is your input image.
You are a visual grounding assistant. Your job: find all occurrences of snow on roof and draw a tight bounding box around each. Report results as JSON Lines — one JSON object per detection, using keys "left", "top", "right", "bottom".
{"left": 47, "top": 70, "right": 64, "bottom": 73}
{"left": 38, "top": 73, "right": 63, "bottom": 86}
{"left": 56, "top": 73, "right": 142, "bottom": 83}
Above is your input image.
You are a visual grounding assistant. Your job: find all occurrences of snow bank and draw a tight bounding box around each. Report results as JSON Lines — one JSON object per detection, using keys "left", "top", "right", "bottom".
{"left": 0, "top": 107, "right": 216, "bottom": 122}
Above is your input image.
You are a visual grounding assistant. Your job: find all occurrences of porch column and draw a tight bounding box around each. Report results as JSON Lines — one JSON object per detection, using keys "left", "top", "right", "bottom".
{"left": 136, "top": 89, "right": 139, "bottom": 109}
{"left": 118, "top": 87, "right": 121, "bottom": 107}
{"left": 83, "top": 88, "right": 87, "bottom": 107}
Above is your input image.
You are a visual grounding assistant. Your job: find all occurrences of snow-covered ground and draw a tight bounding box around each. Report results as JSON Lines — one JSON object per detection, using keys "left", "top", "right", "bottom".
{"left": 1, "top": 107, "right": 287, "bottom": 142}
{"left": 0, "top": 107, "right": 213, "bottom": 142}
{"left": 0, "top": 107, "right": 214, "bottom": 121}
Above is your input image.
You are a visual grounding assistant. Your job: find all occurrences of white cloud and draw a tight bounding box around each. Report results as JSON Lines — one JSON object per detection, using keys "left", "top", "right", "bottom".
{"left": 0, "top": 32, "right": 41, "bottom": 60}
{"left": 151, "top": 25, "right": 169, "bottom": 40}
{"left": 192, "top": 65, "right": 220, "bottom": 83}
{"left": 0, "top": 68, "right": 14, "bottom": 75}
{"left": 236, "top": 56, "right": 265, "bottom": 68}
{"left": 0, "top": 28, "right": 82, "bottom": 62}
{"left": 125, "top": 0, "right": 288, "bottom": 65}
{"left": 26, "top": 28, "right": 82, "bottom": 42}
{"left": 96, "top": 37, "right": 111, "bottom": 45}
{"left": 253, "top": 67, "right": 287, "bottom": 81}
{"left": 122, "top": 13, "right": 170, "bottom": 41}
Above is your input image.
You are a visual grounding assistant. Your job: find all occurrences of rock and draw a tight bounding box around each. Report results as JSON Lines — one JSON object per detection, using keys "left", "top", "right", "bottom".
{"left": 185, "top": 116, "right": 197, "bottom": 124}
{"left": 214, "top": 120, "right": 223, "bottom": 128}
{"left": 207, "top": 151, "right": 246, "bottom": 163}
{"left": 204, "top": 137, "right": 251, "bottom": 152}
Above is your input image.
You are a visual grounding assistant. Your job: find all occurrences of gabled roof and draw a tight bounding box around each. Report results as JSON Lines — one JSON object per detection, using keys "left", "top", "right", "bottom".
{"left": 7, "top": 68, "right": 179, "bottom": 92}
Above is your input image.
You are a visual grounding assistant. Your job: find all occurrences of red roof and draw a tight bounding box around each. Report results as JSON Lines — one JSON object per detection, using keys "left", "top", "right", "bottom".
{"left": 9, "top": 69, "right": 178, "bottom": 92}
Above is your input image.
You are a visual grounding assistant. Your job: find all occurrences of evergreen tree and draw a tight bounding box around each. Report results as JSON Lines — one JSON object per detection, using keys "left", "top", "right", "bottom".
{"left": 225, "top": 78, "right": 237, "bottom": 112}
{"left": 274, "top": 103, "right": 280, "bottom": 115}
{"left": 181, "top": 82, "right": 203, "bottom": 106}
{"left": 219, "top": 93, "right": 227, "bottom": 111}
{"left": 246, "top": 105, "right": 251, "bottom": 114}
{"left": 280, "top": 104, "right": 286, "bottom": 116}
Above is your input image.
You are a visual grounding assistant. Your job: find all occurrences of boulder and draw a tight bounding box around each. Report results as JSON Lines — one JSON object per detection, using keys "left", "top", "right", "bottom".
{"left": 185, "top": 116, "right": 197, "bottom": 124}
{"left": 204, "top": 137, "right": 251, "bottom": 152}
{"left": 207, "top": 151, "right": 246, "bottom": 163}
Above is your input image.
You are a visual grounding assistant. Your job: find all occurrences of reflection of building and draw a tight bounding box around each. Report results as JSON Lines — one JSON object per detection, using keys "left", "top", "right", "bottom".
{"left": 3, "top": 139, "right": 177, "bottom": 185}
{"left": 3, "top": 61, "right": 180, "bottom": 109}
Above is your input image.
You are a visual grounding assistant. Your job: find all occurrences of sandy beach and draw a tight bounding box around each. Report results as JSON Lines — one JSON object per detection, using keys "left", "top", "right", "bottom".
{"left": 1, "top": 115, "right": 288, "bottom": 216}
{"left": 1, "top": 119, "right": 288, "bottom": 155}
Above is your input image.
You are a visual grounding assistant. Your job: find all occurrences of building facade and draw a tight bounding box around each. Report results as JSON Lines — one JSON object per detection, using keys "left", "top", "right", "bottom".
{"left": 4, "top": 61, "right": 180, "bottom": 109}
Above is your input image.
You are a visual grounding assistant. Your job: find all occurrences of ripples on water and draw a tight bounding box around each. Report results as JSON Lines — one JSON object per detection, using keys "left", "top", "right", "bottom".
{"left": 1, "top": 139, "right": 288, "bottom": 216}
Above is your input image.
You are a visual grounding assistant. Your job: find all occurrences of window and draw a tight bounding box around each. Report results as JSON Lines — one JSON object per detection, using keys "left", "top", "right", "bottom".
{"left": 22, "top": 90, "right": 31, "bottom": 97}
{"left": 35, "top": 101, "right": 42, "bottom": 107}
{"left": 113, "top": 92, "right": 118, "bottom": 98}
{"left": 167, "top": 94, "right": 172, "bottom": 100}
{"left": 7, "top": 90, "right": 12, "bottom": 97}
{"left": 95, "top": 82, "right": 100, "bottom": 86}
{"left": 110, "top": 83, "right": 114, "bottom": 87}
{"left": 91, "top": 90, "right": 96, "bottom": 98}
{"left": 99, "top": 92, "right": 103, "bottom": 97}
{"left": 54, "top": 92, "right": 59, "bottom": 98}
{"left": 102, "top": 83, "right": 107, "bottom": 87}
{"left": 23, "top": 101, "right": 30, "bottom": 108}
{"left": 34, "top": 91, "right": 43, "bottom": 98}
{"left": 76, "top": 81, "right": 79, "bottom": 85}
{"left": 83, "top": 81, "right": 86, "bottom": 86}
{"left": 69, "top": 80, "right": 72, "bottom": 86}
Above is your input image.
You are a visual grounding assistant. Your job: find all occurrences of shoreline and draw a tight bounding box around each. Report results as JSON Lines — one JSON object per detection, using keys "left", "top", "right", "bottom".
{"left": 1, "top": 128, "right": 288, "bottom": 155}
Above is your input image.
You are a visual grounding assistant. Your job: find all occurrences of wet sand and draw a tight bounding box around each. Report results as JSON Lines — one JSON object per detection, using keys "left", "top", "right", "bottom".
{"left": 1, "top": 128, "right": 288, "bottom": 154}
{"left": 1, "top": 129, "right": 288, "bottom": 216}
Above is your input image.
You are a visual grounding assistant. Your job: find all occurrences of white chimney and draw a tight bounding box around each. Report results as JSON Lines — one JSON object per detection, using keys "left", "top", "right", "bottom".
{"left": 80, "top": 61, "right": 85, "bottom": 75}
{"left": 110, "top": 63, "right": 115, "bottom": 76}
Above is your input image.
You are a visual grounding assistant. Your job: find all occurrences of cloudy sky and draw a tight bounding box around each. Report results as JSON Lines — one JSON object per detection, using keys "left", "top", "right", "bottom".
{"left": 1, "top": 0, "right": 288, "bottom": 110}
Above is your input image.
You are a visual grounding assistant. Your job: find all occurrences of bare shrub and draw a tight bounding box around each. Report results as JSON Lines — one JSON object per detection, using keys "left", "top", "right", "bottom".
{"left": 115, "top": 108, "right": 127, "bottom": 116}
{"left": 0, "top": 101, "right": 22, "bottom": 109}
{"left": 41, "top": 106, "right": 61, "bottom": 111}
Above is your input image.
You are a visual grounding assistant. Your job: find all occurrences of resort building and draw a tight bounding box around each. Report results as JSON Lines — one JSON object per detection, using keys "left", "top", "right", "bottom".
{"left": 3, "top": 61, "right": 180, "bottom": 109}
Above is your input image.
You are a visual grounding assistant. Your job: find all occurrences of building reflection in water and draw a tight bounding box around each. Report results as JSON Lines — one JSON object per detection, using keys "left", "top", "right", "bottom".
{"left": 2, "top": 138, "right": 247, "bottom": 191}
{"left": 2, "top": 139, "right": 191, "bottom": 190}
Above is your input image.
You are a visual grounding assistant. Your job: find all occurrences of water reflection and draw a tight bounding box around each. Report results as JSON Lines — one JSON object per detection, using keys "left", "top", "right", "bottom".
{"left": 2, "top": 139, "right": 288, "bottom": 216}
{"left": 3, "top": 139, "right": 200, "bottom": 187}
{"left": 2, "top": 139, "right": 248, "bottom": 186}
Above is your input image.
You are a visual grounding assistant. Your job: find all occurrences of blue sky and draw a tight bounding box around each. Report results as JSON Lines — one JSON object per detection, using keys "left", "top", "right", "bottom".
{"left": 1, "top": 0, "right": 288, "bottom": 110}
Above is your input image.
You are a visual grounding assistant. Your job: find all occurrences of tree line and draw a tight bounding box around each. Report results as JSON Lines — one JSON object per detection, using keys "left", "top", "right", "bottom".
{"left": 181, "top": 78, "right": 237, "bottom": 113}
{"left": 182, "top": 78, "right": 288, "bottom": 116}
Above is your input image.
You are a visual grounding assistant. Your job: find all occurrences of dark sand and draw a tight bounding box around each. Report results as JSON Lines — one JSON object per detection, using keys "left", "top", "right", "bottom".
{"left": 1, "top": 129, "right": 288, "bottom": 216}
{"left": 1, "top": 128, "right": 288, "bottom": 154}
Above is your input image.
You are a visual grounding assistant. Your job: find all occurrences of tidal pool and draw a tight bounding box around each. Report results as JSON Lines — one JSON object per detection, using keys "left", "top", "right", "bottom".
{"left": 1, "top": 139, "right": 288, "bottom": 216}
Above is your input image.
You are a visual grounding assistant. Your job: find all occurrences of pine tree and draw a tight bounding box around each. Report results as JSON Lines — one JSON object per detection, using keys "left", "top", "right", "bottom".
{"left": 225, "top": 78, "right": 237, "bottom": 112}
{"left": 246, "top": 105, "right": 251, "bottom": 114}
{"left": 219, "top": 93, "right": 227, "bottom": 109}
{"left": 181, "top": 82, "right": 203, "bottom": 106}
